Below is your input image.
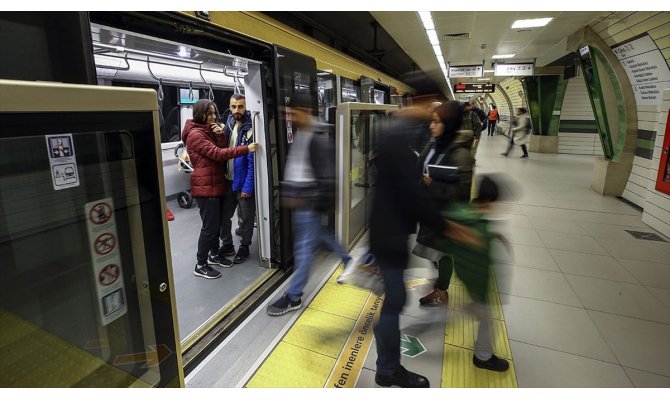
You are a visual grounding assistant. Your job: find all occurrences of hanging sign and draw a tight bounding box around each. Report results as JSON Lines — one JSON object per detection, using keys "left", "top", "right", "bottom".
{"left": 494, "top": 63, "right": 535, "bottom": 77}
{"left": 45, "top": 134, "right": 80, "bottom": 190}
{"left": 612, "top": 33, "right": 670, "bottom": 106}
{"left": 454, "top": 83, "right": 495, "bottom": 93}
{"left": 85, "top": 198, "right": 127, "bottom": 326}
{"left": 448, "top": 65, "right": 484, "bottom": 78}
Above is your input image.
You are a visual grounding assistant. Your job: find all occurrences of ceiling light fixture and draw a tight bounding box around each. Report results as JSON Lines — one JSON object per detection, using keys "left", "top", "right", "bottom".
{"left": 477, "top": 78, "right": 490, "bottom": 81}
{"left": 511, "top": 18, "right": 553, "bottom": 29}
{"left": 484, "top": 69, "right": 494, "bottom": 73}
{"left": 492, "top": 54, "right": 516, "bottom": 59}
{"left": 418, "top": 11, "right": 455, "bottom": 100}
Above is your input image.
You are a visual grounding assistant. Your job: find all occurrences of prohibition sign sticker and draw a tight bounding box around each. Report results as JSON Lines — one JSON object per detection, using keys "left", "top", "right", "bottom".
{"left": 99, "top": 264, "right": 120, "bottom": 286}
{"left": 89, "top": 202, "right": 113, "bottom": 225}
{"left": 94, "top": 233, "right": 116, "bottom": 255}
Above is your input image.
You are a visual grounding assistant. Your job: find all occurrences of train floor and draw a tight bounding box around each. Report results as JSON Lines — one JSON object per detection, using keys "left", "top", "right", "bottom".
{"left": 186, "top": 134, "right": 670, "bottom": 388}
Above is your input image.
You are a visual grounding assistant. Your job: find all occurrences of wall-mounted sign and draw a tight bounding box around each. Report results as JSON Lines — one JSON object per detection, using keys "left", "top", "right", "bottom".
{"left": 612, "top": 33, "right": 670, "bottom": 106}
{"left": 494, "top": 63, "right": 535, "bottom": 77}
{"left": 453, "top": 83, "right": 495, "bottom": 93}
{"left": 448, "top": 65, "right": 484, "bottom": 78}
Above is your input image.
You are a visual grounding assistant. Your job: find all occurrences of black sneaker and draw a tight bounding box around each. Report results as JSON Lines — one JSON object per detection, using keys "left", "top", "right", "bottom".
{"left": 520, "top": 154, "right": 528, "bottom": 158}
{"left": 375, "top": 365, "right": 429, "bottom": 388}
{"left": 208, "top": 252, "right": 233, "bottom": 268}
{"left": 473, "top": 354, "right": 509, "bottom": 372}
{"left": 267, "top": 294, "right": 302, "bottom": 316}
{"left": 233, "top": 245, "right": 249, "bottom": 264}
{"left": 220, "top": 244, "right": 236, "bottom": 256}
{"left": 194, "top": 264, "right": 221, "bottom": 279}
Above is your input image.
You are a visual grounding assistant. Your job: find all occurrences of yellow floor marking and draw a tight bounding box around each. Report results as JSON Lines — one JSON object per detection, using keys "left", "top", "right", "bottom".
{"left": 309, "top": 282, "right": 370, "bottom": 319}
{"left": 245, "top": 341, "right": 336, "bottom": 388}
{"left": 445, "top": 309, "right": 512, "bottom": 359}
{"left": 441, "top": 344, "right": 517, "bottom": 388}
{"left": 324, "top": 294, "right": 382, "bottom": 388}
{"left": 282, "top": 308, "right": 356, "bottom": 359}
{"left": 0, "top": 308, "right": 140, "bottom": 387}
{"left": 405, "top": 278, "right": 430, "bottom": 290}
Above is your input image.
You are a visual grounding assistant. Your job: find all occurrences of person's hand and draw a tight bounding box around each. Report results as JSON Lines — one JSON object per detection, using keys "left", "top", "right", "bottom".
{"left": 248, "top": 142, "right": 259, "bottom": 152}
{"left": 241, "top": 192, "right": 252, "bottom": 199}
{"left": 211, "top": 124, "right": 223, "bottom": 135}
{"left": 443, "top": 220, "right": 484, "bottom": 249}
{"left": 422, "top": 173, "right": 432, "bottom": 186}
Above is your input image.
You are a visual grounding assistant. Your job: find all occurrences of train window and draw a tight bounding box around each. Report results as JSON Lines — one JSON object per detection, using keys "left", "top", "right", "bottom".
{"left": 341, "top": 77, "right": 360, "bottom": 102}
{"left": 317, "top": 72, "right": 337, "bottom": 120}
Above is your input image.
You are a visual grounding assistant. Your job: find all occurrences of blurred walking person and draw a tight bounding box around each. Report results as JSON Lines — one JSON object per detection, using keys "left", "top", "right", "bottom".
{"left": 502, "top": 107, "right": 530, "bottom": 158}
{"left": 267, "top": 93, "right": 351, "bottom": 316}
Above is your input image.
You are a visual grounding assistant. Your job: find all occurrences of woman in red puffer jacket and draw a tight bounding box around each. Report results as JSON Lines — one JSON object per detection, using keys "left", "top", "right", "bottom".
{"left": 182, "top": 99, "right": 259, "bottom": 279}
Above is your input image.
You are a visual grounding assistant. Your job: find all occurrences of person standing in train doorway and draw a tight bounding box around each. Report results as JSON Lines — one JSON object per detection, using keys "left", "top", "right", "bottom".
{"left": 218, "top": 94, "right": 257, "bottom": 265}
{"left": 182, "top": 99, "right": 258, "bottom": 279}
{"left": 267, "top": 92, "right": 352, "bottom": 316}
{"left": 369, "top": 101, "right": 482, "bottom": 388}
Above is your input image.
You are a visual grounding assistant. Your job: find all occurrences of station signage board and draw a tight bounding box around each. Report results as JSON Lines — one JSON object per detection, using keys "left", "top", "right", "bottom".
{"left": 448, "top": 65, "right": 484, "bottom": 78}
{"left": 453, "top": 83, "right": 495, "bottom": 93}
{"left": 494, "top": 63, "right": 534, "bottom": 77}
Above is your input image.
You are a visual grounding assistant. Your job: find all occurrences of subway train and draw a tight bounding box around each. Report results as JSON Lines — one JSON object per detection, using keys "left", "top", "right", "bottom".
{"left": 1, "top": 11, "right": 670, "bottom": 390}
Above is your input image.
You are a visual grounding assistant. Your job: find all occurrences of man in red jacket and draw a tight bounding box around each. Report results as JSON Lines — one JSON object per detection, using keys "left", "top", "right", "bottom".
{"left": 182, "top": 99, "right": 259, "bottom": 279}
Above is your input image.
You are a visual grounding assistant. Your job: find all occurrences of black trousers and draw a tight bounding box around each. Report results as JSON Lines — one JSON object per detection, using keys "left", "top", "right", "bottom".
{"left": 195, "top": 196, "right": 226, "bottom": 265}
{"left": 487, "top": 120, "right": 497, "bottom": 135}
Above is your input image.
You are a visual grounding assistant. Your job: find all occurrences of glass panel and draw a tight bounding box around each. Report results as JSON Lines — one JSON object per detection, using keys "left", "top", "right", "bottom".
{"left": 0, "top": 112, "right": 177, "bottom": 387}
{"left": 341, "top": 77, "right": 360, "bottom": 102}
{"left": 579, "top": 46, "right": 614, "bottom": 159}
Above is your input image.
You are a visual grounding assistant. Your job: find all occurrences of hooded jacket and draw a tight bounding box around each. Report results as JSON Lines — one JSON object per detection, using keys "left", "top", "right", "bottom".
{"left": 182, "top": 119, "right": 249, "bottom": 197}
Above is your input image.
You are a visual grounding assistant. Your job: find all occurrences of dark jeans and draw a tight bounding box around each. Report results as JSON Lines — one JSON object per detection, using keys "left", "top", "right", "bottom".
{"left": 220, "top": 183, "right": 256, "bottom": 248}
{"left": 504, "top": 137, "right": 529, "bottom": 156}
{"left": 195, "top": 196, "right": 226, "bottom": 265}
{"left": 374, "top": 262, "right": 406, "bottom": 375}
{"left": 487, "top": 120, "right": 497, "bottom": 135}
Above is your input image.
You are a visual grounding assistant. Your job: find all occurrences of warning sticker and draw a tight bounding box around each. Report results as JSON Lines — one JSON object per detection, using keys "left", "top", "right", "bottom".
{"left": 85, "top": 197, "right": 127, "bottom": 326}
{"left": 45, "top": 134, "right": 80, "bottom": 190}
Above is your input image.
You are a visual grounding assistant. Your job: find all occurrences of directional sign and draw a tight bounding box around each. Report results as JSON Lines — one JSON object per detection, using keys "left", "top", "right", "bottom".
{"left": 400, "top": 334, "right": 426, "bottom": 358}
{"left": 454, "top": 83, "right": 495, "bottom": 93}
{"left": 494, "top": 62, "right": 534, "bottom": 77}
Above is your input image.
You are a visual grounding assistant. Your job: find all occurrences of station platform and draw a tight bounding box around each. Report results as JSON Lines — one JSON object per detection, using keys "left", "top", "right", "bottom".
{"left": 186, "top": 134, "right": 670, "bottom": 389}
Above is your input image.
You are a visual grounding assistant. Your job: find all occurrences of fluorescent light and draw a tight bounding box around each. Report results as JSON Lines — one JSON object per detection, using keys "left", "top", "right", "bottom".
{"left": 477, "top": 78, "right": 490, "bottom": 81}
{"left": 432, "top": 44, "right": 442, "bottom": 57}
{"left": 511, "top": 18, "right": 553, "bottom": 29}
{"left": 484, "top": 69, "right": 494, "bottom": 73}
{"left": 418, "top": 12, "right": 434, "bottom": 30}
{"left": 492, "top": 54, "right": 516, "bottom": 59}
{"left": 426, "top": 29, "right": 439, "bottom": 46}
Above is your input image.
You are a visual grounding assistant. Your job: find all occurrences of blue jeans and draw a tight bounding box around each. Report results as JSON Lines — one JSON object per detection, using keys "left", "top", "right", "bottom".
{"left": 286, "top": 209, "right": 349, "bottom": 301}
{"left": 374, "top": 263, "right": 406, "bottom": 375}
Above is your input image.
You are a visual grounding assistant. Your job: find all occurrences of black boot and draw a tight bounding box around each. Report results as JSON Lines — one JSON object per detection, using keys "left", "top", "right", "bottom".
{"left": 473, "top": 354, "right": 509, "bottom": 372}
{"left": 375, "top": 365, "right": 430, "bottom": 388}
{"left": 233, "top": 245, "right": 249, "bottom": 264}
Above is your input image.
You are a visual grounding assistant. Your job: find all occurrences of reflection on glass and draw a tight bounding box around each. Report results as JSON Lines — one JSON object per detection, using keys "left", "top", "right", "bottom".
{"left": 341, "top": 77, "right": 360, "bottom": 102}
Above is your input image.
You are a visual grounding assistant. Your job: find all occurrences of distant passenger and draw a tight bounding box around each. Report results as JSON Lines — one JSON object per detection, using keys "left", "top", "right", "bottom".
{"left": 412, "top": 101, "right": 474, "bottom": 307}
{"left": 219, "top": 93, "right": 257, "bottom": 265}
{"left": 464, "top": 100, "right": 484, "bottom": 157}
{"left": 369, "top": 100, "right": 482, "bottom": 388}
{"left": 501, "top": 107, "right": 530, "bottom": 158}
{"left": 182, "top": 99, "right": 258, "bottom": 279}
{"left": 267, "top": 92, "right": 352, "bottom": 316}
{"left": 487, "top": 105, "right": 499, "bottom": 136}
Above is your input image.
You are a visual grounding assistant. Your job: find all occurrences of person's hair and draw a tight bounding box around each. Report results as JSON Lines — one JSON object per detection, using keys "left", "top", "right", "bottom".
{"left": 517, "top": 107, "right": 527, "bottom": 114}
{"left": 473, "top": 175, "right": 499, "bottom": 204}
{"left": 291, "top": 92, "right": 312, "bottom": 109}
{"left": 231, "top": 93, "right": 245, "bottom": 102}
{"left": 193, "top": 99, "right": 218, "bottom": 124}
{"left": 492, "top": 105, "right": 497, "bottom": 109}
{"left": 433, "top": 100, "right": 463, "bottom": 123}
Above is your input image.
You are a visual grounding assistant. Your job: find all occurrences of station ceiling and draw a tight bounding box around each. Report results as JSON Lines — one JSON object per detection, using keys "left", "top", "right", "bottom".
{"left": 264, "top": 11, "right": 611, "bottom": 98}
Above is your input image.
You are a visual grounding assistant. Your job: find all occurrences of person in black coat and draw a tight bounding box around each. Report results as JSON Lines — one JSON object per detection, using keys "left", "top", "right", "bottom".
{"left": 370, "top": 104, "right": 481, "bottom": 388}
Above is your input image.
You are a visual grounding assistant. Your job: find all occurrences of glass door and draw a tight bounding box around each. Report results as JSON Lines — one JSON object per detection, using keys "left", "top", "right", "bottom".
{"left": 0, "top": 80, "right": 181, "bottom": 387}
{"left": 336, "top": 103, "right": 397, "bottom": 249}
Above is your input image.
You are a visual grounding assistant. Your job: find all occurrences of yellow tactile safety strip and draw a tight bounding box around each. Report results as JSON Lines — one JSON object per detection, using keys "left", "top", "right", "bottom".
{"left": 324, "top": 294, "right": 382, "bottom": 387}
{"left": 0, "top": 308, "right": 140, "bottom": 387}
{"left": 442, "top": 273, "right": 517, "bottom": 388}
{"left": 245, "top": 261, "right": 518, "bottom": 388}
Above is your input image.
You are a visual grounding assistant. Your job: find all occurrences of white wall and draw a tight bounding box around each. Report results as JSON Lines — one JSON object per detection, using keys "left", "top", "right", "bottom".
{"left": 557, "top": 77, "right": 603, "bottom": 156}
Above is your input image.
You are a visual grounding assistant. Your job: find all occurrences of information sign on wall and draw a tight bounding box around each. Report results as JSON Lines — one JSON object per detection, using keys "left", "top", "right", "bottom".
{"left": 612, "top": 33, "right": 670, "bottom": 106}
{"left": 453, "top": 83, "right": 495, "bottom": 93}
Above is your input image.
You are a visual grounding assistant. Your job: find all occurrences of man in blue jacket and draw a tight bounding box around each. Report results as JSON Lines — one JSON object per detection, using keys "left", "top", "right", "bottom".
{"left": 218, "top": 94, "right": 256, "bottom": 264}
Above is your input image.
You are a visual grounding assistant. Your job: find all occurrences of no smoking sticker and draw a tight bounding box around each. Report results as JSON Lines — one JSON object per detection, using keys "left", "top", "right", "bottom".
{"left": 89, "top": 202, "right": 113, "bottom": 225}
